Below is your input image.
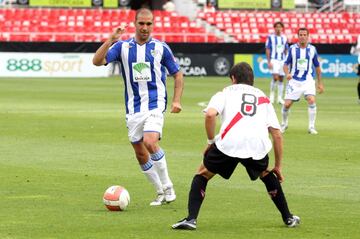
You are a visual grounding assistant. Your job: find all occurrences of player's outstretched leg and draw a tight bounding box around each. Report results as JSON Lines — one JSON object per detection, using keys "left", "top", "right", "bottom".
{"left": 260, "top": 171, "right": 300, "bottom": 227}
{"left": 172, "top": 175, "right": 208, "bottom": 230}
{"left": 151, "top": 148, "right": 176, "bottom": 203}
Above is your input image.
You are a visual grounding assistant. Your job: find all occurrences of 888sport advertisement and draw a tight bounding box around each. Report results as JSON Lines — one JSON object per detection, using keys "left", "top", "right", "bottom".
{"left": 0, "top": 52, "right": 108, "bottom": 77}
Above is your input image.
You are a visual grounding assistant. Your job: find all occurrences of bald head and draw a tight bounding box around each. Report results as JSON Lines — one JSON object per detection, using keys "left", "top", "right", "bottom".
{"left": 135, "top": 8, "right": 153, "bottom": 21}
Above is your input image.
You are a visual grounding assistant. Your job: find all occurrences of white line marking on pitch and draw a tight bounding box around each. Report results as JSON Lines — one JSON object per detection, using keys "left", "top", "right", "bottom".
{"left": 197, "top": 102, "right": 208, "bottom": 107}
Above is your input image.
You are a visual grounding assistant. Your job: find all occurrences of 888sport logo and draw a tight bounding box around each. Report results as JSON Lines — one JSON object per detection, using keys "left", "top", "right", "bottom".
{"left": 7, "top": 59, "right": 42, "bottom": 71}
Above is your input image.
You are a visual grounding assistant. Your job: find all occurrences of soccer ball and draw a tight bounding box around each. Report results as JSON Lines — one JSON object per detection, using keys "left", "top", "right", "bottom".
{"left": 103, "top": 185, "right": 130, "bottom": 211}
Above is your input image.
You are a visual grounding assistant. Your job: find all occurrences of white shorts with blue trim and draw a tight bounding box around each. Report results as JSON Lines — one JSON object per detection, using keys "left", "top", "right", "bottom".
{"left": 284, "top": 79, "right": 316, "bottom": 101}
{"left": 125, "top": 109, "right": 164, "bottom": 143}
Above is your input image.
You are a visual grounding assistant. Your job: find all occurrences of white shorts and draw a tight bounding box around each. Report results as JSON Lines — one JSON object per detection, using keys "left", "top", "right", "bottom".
{"left": 284, "top": 79, "right": 316, "bottom": 101}
{"left": 125, "top": 109, "right": 164, "bottom": 143}
{"left": 270, "top": 59, "right": 285, "bottom": 76}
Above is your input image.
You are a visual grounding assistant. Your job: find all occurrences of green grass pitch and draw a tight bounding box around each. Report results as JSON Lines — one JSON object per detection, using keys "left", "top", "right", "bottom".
{"left": 0, "top": 76, "right": 359, "bottom": 239}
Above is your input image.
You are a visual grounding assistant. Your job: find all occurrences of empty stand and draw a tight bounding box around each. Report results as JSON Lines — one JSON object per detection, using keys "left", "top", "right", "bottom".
{"left": 0, "top": 8, "right": 358, "bottom": 44}
{"left": 198, "top": 10, "right": 359, "bottom": 44}
{"left": 0, "top": 8, "right": 222, "bottom": 43}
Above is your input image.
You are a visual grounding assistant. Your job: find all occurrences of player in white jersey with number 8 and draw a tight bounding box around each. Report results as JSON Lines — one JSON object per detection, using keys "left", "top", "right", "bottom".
{"left": 172, "top": 62, "right": 299, "bottom": 230}
{"left": 282, "top": 27, "right": 324, "bottom": 135}
{"left": 93, "top": 8, "right": 184, "bottom": 206}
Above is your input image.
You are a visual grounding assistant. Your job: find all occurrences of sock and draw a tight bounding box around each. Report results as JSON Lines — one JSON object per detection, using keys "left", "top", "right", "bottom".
{"left": 357, "top": 82, "right": 360, "bottom": 99}
{"left": 261, "top": 172, "right": 292, "bottom": 222}
{"left": 151, "top": 148, "right": 173, "bottom": 189}
{"left": 281, "top": 106, "right": 289, "bottom": 126}
{"left": 141, "top": 159, "right": 163, "bottom": 195}
{"left": 308, "top": 103, "right": 317, "bottom": 129}
{"left": 270, "top": 79, "right": 276, "bottom": 92}
{"left": 278, "top": 81, "right": 284, "bottom": 100}
{"left": 187, "top": 175, "right": 208, "bottom": 220}
{"left": 270, "top": 79, "right": 275, "bottom": 100}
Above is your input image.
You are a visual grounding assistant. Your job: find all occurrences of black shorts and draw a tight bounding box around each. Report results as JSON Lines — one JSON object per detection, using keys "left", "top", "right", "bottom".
{"left": 203, "top": 144, "right": 269, "bottom": 181}
{"left": 357, "top": 64, "right": 360, "bottom": 76}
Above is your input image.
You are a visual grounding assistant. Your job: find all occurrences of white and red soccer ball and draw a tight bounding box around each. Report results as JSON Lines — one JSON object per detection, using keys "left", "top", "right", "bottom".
{"left": 103, "top": 185, "right": 130, "bottom": 211}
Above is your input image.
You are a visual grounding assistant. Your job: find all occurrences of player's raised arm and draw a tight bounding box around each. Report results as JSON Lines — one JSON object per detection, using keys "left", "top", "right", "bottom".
{"left": 93, "top": 25, "right": 127, "bottom": 66}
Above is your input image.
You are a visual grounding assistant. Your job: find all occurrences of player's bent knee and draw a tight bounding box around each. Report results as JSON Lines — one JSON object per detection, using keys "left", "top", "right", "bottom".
{"left": 197, "top": 164, "right": 215, "bottom": 180}
{"left": 284, "top": 101, "right": 292, "bottom": 108}
{"left": 260, "top": 170, "right": 271, "bottom": 178}
{"left": 143, "top": 140, "right": 158, "bottom": 153}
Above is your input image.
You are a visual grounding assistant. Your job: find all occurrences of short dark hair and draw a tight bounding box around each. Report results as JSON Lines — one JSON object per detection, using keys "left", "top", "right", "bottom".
{"left": 135, "top": 8, "right": 153, "bottom": 21}
{"left": 229, "top": 62, "right": 254, "bottom": 86}
{"left": 274, "top": 21, "right": 284, "bottom": 28}
{"left": 298, "top": 27, "right": 309, "bottom": 35}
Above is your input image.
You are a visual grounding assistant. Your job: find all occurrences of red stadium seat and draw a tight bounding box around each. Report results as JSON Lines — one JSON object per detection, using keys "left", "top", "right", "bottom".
{"left": 54, "top": 35, "right": 76, "bottom": 42}
{"left": 1, "top": 8, "right": 357, "bottom": 44}
{"left": 186, "top": 36, "right": 203, "bottom": 42}
{"left": 9, "top": 34, "right": 30, "bottom": 42}
{"left": 31, "top": 34, "right": 54, "bottom": 42}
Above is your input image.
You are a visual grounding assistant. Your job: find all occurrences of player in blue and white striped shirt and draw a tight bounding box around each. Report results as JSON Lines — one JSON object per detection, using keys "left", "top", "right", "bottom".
{"left": 265, "top": 22, "right": 289, "bottom": 104}
{"left": 93, "top": 8, "right": 184, "bottom": 206}
{"left": 281, "top": 27, "right": 324, "bottom": 135}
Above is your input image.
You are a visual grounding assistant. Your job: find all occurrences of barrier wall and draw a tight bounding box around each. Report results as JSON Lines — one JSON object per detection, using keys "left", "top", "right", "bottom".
{"left": 0, "top": 52, "right": 357, "bottom": 78}
{"left": 177, "top": 53, "right": 359, "bottom": 78}
{"left": 0, "top": 52, "right": 108, "bottom": 77}
{"left": 175, "top": 54, "right": 233, "bottom": 76}
{"left": 251, "top": 54, "right": 359, "bottom": 78}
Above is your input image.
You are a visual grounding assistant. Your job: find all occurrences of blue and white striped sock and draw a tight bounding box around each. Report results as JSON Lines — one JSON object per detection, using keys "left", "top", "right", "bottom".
{"left": 140, "top": 160, "right": 153, "bottom": 171}
{"left": 151, "top": 148, "right": 165, "bottom": 162}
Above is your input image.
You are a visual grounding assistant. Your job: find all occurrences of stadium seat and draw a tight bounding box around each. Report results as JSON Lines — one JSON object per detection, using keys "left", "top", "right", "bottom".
{"left": 9, "top": 34, "right": 30, "bottom": 42}
{"left": 54, "top": 35, "right": 76, "bottom": 42}
{"left": 1, "top": 8, "right": 358, "bottom": 44}
{"left": 31, "top": 34, "right": 54, "bottom": 42}
{"left": 197, "top": 10, "right": 358, "bottom": 44}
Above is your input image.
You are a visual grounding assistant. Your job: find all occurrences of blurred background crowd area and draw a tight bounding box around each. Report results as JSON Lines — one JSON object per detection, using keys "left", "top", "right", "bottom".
{"left": 0, "top": 0, "right": 359, "bottom": 44}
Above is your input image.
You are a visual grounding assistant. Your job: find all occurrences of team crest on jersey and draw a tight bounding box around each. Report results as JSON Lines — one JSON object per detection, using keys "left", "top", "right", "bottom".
{"left": 124, "top": 42, "right": 133, "bottom": 48}
{"left": 151, "top": 49, "right": 160, "bottom": 57}
{"left": 132, "top": 62, "right": 151, "bottom": 82}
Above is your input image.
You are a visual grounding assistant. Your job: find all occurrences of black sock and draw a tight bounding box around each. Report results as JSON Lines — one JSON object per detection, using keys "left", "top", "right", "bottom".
{"left": 261, "top": 172, "right": 292, "bottom": 222}
{"left": 187, "top": 175, "right": 208, "bottom": 220}
{"left": 357, "top": 82, "right": 360, "bottom": 99}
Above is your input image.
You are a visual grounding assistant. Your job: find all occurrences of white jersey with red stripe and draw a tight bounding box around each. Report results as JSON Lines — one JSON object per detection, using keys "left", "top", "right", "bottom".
{"left": 204, "top": 84, "right": 280, "bottom": 159}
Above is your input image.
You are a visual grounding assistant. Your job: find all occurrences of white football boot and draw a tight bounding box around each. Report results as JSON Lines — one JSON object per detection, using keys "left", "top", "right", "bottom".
{"left": 164, "top": 186, "right": 176, "bottom": 203}
{"left": 150, "top": 193, "right": 165, "bottom": 206}
{"left": 308, "top": 127, "right": 318, "bottom": 135}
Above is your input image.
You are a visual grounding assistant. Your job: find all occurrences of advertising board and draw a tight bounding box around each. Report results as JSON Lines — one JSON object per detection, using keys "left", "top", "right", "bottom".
{"left": 0, "top": 53, "right": 108, "bottom": 77}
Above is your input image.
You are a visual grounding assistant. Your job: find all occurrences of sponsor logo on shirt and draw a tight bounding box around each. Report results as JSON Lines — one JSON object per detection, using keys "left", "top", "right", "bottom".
{"left": 132, "top": 62, "right": 151, "bottom": 82}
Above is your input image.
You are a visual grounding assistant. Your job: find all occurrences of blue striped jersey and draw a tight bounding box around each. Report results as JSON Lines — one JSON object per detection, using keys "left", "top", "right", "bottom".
{"left": 265, "top": 34, "right": 288, "bottom": 61}
{"left": 284, "top": 43, "right": 320, "bottom": 82}
{"left": 106, "top": 37, "right": 180, "bottom": 115}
